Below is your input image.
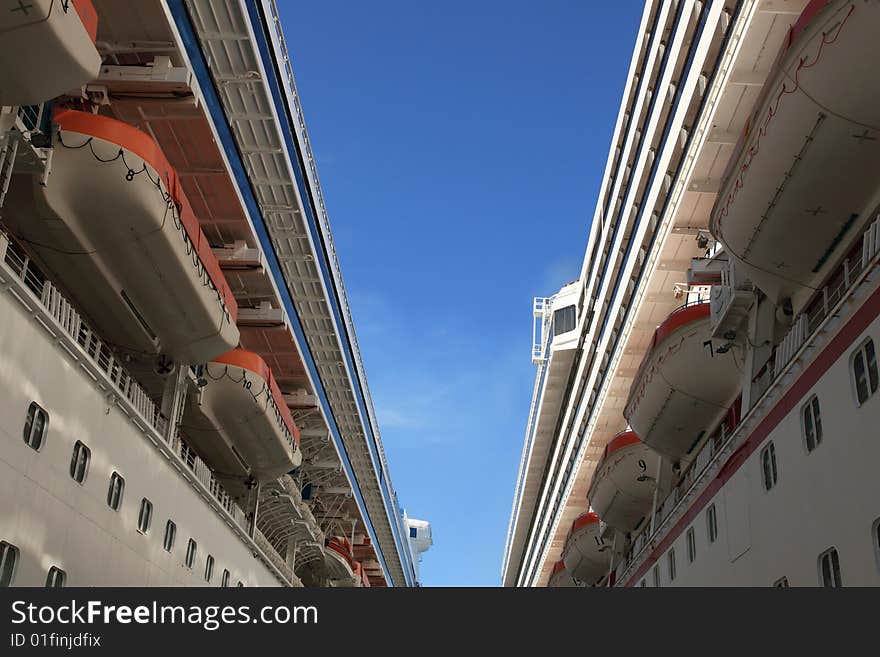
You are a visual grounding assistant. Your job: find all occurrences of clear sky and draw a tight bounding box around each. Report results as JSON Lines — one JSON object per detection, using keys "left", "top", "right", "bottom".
{"left": 277, "top": 0, "right": 645, "bottom": 586}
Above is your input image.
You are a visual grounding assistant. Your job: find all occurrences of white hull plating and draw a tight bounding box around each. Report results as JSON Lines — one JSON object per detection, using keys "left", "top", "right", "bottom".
{"left": 711, "top": 0, "right": 880, "bottom": 309}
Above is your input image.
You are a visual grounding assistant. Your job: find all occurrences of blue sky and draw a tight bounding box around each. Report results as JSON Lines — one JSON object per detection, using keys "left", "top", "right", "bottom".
{"left": 278, "top": 1, "right": 644, "bottom": 585}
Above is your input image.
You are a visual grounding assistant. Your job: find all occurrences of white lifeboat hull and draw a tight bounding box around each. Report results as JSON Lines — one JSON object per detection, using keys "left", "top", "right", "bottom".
{"left": 588, "top": 433, "right": 656, "bottom": 532}
{"left": 325, "top": 544, "right": 357, "bottom": 586}
{"left": 0, "top": 0, "right": 100, "bottom": 105}
{"left": 561, "top": 515, "right": 612, "bottom": 585}
{"left": 710, "top": 1, "right": 880, "bottom": 307}
{"left": 5, "top": 110, "right": 239, "bottom": 364}
{"left": 625, "top": 304, "right": 740, "bottom": 461}
{"left": 183, "top": 350, "right": 301, "bottom": 488}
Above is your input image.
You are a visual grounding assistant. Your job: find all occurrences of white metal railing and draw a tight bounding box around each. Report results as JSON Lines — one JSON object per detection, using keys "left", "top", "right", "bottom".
{"left": 532, "top": 296, "right": 552, "bottom": 364}
{"left": 0, "top": 233, "right": 251, "bottom": 534}
{"left": 613, "top": 216, "right": 880, "bottom": 586}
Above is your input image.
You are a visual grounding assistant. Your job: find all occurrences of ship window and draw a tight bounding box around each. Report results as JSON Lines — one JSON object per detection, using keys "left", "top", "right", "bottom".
{"left": 410, "top": 527, "right": 418, "bottom": 538}
{"left": 553, "top": 305, "right": 576, "bottom": 336}
{"left": 802, "top": 396, "right": 822, "bottom": 452}
{"left": 205, "top": 555, "right": 214, "bottom": 582}
{"left": 773, "top": 577, "right": 789, "bottom": 588}
{"left": 761, "top": 442, "right": 777, "bottom": 491}
{"left": 652, "top": 565, "right": 661, "bottom": 587}
{"left": 69, "top": 441, "right": 91, "bottom": 484}
{"left": 0, "top": 541, "right": 19, "bottom": 587}
{"left": 164, "top": 520, "right": 177, "bottom": 552}
{"left": 185, "top": 539, "right": 197, "bottom": 569}
{"left": 23, "top": 402, "right": 48, "bottom": 451}
{"left": 221, "top": 569, "right": 230, "bottom": 588}
{"left": 137, "top": 498, "right": 153, "bottom": 534}
{"left": 852, "top": 338, "right": 879, "bottom": 405}
{"left": 686, "top": 527, "right": 696, "bottom": 563}
{"left": 667, "top": 549, "right": 676, "bottom": 582}
{"left": 45, "top": 566, "right": 66, "bottom": 588}
{"left": 107, "top": 472, "right": 125, "bottom": 511}
{"left": 706, "top": 504, "right": 718, "bottom": 543}
{"left": 818, "top": 548, "right": 842, "bottom": 587}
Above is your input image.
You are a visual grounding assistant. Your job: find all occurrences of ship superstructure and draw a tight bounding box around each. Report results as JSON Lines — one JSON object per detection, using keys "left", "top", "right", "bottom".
{"left": 504, "top": 0, "right": 880, "bottom": 587}
{"left": 0, "top": 0, "right": 429, "bottom": 588}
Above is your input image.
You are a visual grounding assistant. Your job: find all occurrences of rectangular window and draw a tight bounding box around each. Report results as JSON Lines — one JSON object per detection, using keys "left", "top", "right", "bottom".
{"left": 45, "top": 566, "right": 66, "bottom": 588}
{"left": 163, "top": 520, "right": 176, "bottom": 553}
{"left": 221, "top": 569, "right": 230, "bottom": 588}
{"left": 23, "top": 402, "right": 48, "bottom": 451}
{"left": 653, "top": 565, "right": 661, "bottom": 587}
{"left": 137, "top": 498, "right": 153, "bottom": 534}
{"left": 802, "top": 396, "right": 822, "bottom": 452}
{"left": 761, "top": 442, "right": 778, "bottom": 491}
{"left": 853, "top": 338, "right": 879, "bottom": 405}
{"left": 707, "top": 504, "right": 718, "bottom": 543}
{"left": 409, "top": 527, "right": 418, "bottom": 539}
{"left": 69, "top": 441, "right": 90, "bottom": 484}
{"left": 686, "top": 527, "right": 696, "bottom": 563}
{"left": 107, "top": 472, "right": 125, "bottom": 511}
{"left": 185, "top": 539, "right": 197, "bottom": 569}
{"left": 773, "top": 577, "right": 789, "bottom": 588}
{"left": 553, "top": 305, "right": 577, "bottom": 335}
{"left": 0, "top": 541, "right": 19, "bottom": 587}
{"left": 205, "top": 555, "right": 214, "bottom": 582}
{"left": 819, "top": 548, "right": 842, "bottom": 587}
{"left": 668, "top": 549, "right": 676, "bottom": 582}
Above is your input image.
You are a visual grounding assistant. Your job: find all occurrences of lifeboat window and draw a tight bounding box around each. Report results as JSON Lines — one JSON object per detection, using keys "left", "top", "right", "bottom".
{"left": 221, "top": 569, "right": 230, "bottom": 588}
{"left": 163, "top": 521, "right": 177, "bottom": 553}
{"left": 801, "top": 396, "right": 823, "bottom": 452}
{"left": 760, "top": 442, "right": 777, "bottom": 491}
{"left": 652, "top": 565, "right": 661, "bottom": 587}
{"left": 706, "top": 504, "right": 718, "bottom": 543}
{"left": 553, "top": 305, "right": 577, "bottom": 336}
{"left": 773, "top": 577, "right": 789, "bottom": 588}
{"left": 852, "top": 339, "right": 879, "bottom": 405}
{"left": 686, "top": 528, "right": 696, "bottom": 563}
{"left": 106, "top": 472, "right": 125, "bottom": 511}
{"left": 205, "top": 555, "right": 214, "bottom": 583}
{"left": 185, "top": 539, "right": 197, "bottom": 569}
{"left": 667, "top": 549, "right": 676, "bottom": 582}
{"left": 0, "top": 541, "right": 19, "bottom": 587}
{"left": 818, "top": 548, "right": 842, "bottom": 588}
{"left": 137, "top": 498, "right": 153, "bottom": 535}
{"left": 45, "top": 566, "right": 66, "bottom": 588}
{"left": 69, "top": 441, "right": 91, "bottom": 484}
{"left": 23, "top": 402, "right": 49, "bottom": 451}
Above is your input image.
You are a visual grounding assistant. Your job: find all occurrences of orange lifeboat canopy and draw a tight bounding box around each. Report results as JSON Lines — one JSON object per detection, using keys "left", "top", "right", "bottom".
{"left": 587, "top": 431, "right": 656, "bottom": 532}
{"left": 624, "top": 303, "right": 739, "bottom": 461}
{"left": 0, "top": 0, "right": 101, "bottom": 105}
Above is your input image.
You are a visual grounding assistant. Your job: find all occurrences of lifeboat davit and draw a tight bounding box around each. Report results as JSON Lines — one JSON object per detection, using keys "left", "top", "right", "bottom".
{"left": 5, "top": 109, "right": 239, "bottom": 363}
{"left": 0, "top": 0, "right": 101, "bottom": 105}
{"left": 561, "top": 512, "right": 611, "bottom": 585}
{"left": 548, "top": 560, "right": 576, "bottom": 588}
{"left": 325, "top": 537, "right": 357, "bottom": 586}
{"left": 624, "top": 303, "right": 740, "bottom": 461}
{"left": 182, "top": 349, "right": 301, "bottom": 491}
{"left": 587, "top": 431, "right": 655, "bottom": 532}
{"left": 710, "top": 0, "right": 880, "bottom": 306}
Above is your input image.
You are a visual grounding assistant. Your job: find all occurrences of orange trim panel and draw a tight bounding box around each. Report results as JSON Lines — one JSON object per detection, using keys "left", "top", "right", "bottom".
{"left": 72, "top": 0, "right": 98, "bottom": 43}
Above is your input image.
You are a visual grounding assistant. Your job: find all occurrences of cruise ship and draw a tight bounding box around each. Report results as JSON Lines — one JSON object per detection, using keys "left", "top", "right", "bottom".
{"left": 504, "top": 0, "right": 880, "bottom": 587}
{"left": 0, "top": 0, "right": 430, "bottom": 588}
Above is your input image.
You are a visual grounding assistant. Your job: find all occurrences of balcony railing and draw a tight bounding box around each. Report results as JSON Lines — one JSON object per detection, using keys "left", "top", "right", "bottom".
{"left": 613, "top": 216, "right": 880, "bottom": 585}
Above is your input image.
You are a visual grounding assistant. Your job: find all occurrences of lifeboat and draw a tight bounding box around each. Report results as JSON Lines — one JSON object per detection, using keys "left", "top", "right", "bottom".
{"left": 710, "top": 0, "right": 880, "bottom": 308}
{"left": 561, "top": 512, "right": 612, "bottom": 585}
{"left": 587, "top": 431, "right": 656, "bottom": 532}
{"left": 624, "top": 303, "right": 740, "bottom": 461}
{"left": 353, "top": 562, "right": 371, "bottom": 588}
{"left": 181, "top": 349, "right": 301, "bottom": 492}
{"left": 5, "top": 109, "right": 239, "bottom": 364}
{"left": 325, "top": 537, "right": 357, "bottom": 586}
{"left": 0, "top": 0, "right": 100, "bottom": 106}
{"left": 548, "top": 560, "right": 576, "bottom": 588}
